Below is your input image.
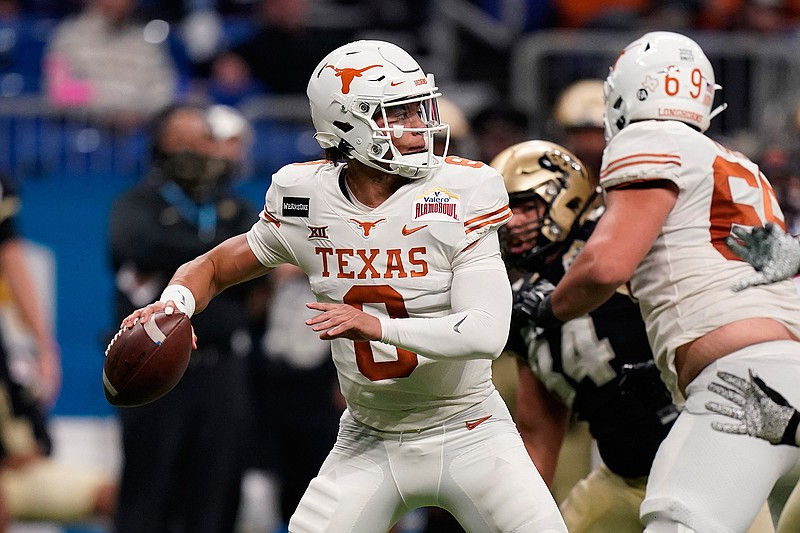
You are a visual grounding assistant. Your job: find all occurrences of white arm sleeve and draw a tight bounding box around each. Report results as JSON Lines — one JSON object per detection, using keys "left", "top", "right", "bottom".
{"left": 379, "top": 236, "right": 511, "bottom": 361}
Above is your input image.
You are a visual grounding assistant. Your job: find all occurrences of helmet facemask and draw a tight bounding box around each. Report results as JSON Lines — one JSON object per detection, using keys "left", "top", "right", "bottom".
{"left": 499, "top": 192, "right": 557, "bottom": 272}
{"left": 491, "top": 141, "right": 599, "bottom": 271}
{"left": 360, "top": 91, "right": 449, "bottom": 178}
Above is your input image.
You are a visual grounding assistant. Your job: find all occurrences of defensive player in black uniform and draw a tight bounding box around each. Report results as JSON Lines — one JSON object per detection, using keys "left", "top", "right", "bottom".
{"left": 0, "top": 173, "right": 116, "bottom": 526}
{"left": 493, "top": 140, "right": 681, "bottom": 532}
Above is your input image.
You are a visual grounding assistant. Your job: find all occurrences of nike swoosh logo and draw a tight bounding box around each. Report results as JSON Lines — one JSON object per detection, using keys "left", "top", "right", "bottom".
{"left": 465, "top": 415, "right": 492, "bottom": 430}
{"left": 453, "top": 315, "right": 467, "bottom": 333}
{"left": 402, "top": 224, "right": 428, "bottom": 236}
{"left": 390, "top": 81, "right": 405, "bottom": 86}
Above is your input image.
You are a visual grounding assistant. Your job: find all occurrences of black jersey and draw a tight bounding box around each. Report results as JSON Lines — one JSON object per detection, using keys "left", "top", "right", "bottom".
{"left": 508, "top": 220, "right": 679, "bottom": 478}
{"left": 0, "top": 174, "right": 52, "bottom": 459}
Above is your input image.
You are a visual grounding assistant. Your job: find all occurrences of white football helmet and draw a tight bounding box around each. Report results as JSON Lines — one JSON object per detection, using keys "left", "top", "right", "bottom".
{"left": 307, "top": 40, "right": 449, "bottom": 179}
{"left": 604, "top": 31, "right": 727, "bottom": 141}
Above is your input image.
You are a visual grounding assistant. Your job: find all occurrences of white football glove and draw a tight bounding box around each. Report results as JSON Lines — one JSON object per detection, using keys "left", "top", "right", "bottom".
{"left": 706, "top": 369, "right": 800, "bottom": 446}
{"left": 727, "top": 223, "right": 800, "bottom": 292}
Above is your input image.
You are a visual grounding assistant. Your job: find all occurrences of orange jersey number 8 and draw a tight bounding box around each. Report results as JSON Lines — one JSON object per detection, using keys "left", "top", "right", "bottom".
{"left": 343, "top": 285, "right": 418, "bottom": 381}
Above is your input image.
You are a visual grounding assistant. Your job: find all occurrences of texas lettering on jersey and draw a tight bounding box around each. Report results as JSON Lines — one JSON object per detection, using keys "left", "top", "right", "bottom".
{"left": 314, "top": 246, "right": 428, "bottom": 279}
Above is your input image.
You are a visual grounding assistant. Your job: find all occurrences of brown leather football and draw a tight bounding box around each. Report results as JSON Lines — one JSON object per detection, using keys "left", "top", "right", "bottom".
{"left": 103, "top": 311, "right": 192, "bottom": 407}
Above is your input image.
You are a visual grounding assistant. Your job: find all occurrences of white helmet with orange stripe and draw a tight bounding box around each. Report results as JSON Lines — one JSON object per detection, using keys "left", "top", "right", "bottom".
{"left": 604, "top": 31, "right": 727, "bottom": 141}
{"left": 307, "top": 40, "right": 449, "bottom": 179}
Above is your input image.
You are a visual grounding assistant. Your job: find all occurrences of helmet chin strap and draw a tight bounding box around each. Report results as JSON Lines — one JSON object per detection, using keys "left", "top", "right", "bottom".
{"left": 391, "top": 152, "right": 436, "bottom": 179}
{"left": 709, "top": 102, "right": 728, "bottom": 121}
{"left": 345, "top": 135, "right": 440, "bottom": 179}
{"left": 708, "top": 84, "right": 727, "bottom": 122}
{"left": 347, "top": 149, "right": 432, "bottom": 178}
{"left": 349, "top": 151, "right": 393, "bottom": 174}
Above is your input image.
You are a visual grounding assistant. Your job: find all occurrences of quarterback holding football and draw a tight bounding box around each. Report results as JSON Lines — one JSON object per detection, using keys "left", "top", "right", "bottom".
{"left": 120, "top": 39, "right": 567, "bottom": 533}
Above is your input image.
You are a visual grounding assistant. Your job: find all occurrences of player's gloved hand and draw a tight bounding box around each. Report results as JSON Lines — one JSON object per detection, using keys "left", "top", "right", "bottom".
{"left": 511, "top": 278, "right": 563, "bottom": 332}
{"left": 727, "top": 223, "right": 800, "bottom": 292}
{"left": 706, "top": 369, "right": 800, "bottom": 446}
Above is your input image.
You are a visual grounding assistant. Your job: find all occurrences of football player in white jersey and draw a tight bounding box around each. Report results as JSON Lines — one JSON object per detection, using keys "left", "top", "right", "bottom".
{"left": 117, "top": 40, "right": 567, "bottom": 533}
{"left": 517, "top": 31, "right": 800, "bottom": 532}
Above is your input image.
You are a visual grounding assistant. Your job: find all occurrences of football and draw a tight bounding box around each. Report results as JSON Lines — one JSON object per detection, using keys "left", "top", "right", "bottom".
{"left": 103, "top": 311, "right": 193, "bottom": 407}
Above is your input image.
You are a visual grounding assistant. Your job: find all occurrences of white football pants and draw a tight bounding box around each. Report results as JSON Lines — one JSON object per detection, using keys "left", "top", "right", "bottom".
{"left": 288, "top": 390, "right": 567, "bottom": 533}
{"left": 642, "top": 340, "right": 800, "bottom": 532}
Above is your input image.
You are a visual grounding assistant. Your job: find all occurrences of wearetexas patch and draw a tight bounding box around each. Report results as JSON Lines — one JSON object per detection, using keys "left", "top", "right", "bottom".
{"left": 283, "top": 197, "right": 310, "bottom": 217}
{"left": 411, "top": 187, "right": 460, "bottom": 222}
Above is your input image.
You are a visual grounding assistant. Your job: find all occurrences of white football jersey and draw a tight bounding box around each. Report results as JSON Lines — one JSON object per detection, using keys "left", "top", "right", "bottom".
{"left": 600, "top": 120, "right": 800, "bottom": 400}
{"left": 247, "top": 157, "right": 512, "bottom": 431}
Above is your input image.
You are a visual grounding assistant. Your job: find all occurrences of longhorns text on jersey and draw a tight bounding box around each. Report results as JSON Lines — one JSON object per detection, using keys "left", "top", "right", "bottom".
{"left": 537, "top": 30, "right": 800, "bottom": 533}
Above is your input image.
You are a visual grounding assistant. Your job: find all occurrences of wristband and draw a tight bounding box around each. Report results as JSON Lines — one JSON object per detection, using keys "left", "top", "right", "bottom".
{"left": 159, "top": 284, "right": 196, "bottom": 318}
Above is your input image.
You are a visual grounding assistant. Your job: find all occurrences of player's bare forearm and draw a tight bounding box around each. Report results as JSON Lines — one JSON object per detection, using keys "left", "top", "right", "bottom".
{"left": 552, "top": 185, "right": 676, "bottom": 321}
{"left": 0, "top": 240, "right": 56, "bottom": 347}
{"left": 515, "top": 363, "right": 570, "bottom": 486}
{"left": 0, "top": 239, "right": 62, "bottom": 405}
{"left": 171, "top": 234, "right": 271, "bottom": 314}
{"left": 122, "top": 235, "right": 270, "bottom": 328}
{"left": 551, "top": 244, "right": 621, "bottom": 321}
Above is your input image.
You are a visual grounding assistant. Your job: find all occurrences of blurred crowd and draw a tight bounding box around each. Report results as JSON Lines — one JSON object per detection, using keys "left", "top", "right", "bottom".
{"left": 7, "top": 0, "right": 800, "bottom": 110}
{"left": 1, "top": 0, "right": 800, "bottom": 222}
{"left": 1, "top": 0, "right": 799, "bottom": 107}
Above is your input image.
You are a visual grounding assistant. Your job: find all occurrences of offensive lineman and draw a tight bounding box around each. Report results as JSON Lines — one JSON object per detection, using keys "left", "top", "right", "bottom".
{"left": 117, "top": 40, "right": 567, "bottom": 533}
{"left": 517, "top": 31, "right": 800, "bottom": 532}
{"left": 500, "top": 140, "right": 775, "bottom": 532}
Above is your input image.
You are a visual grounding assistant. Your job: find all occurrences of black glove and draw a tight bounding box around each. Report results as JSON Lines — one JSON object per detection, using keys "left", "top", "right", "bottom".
{"left": 511, "top": 278, "right": 563, "bottom": 332}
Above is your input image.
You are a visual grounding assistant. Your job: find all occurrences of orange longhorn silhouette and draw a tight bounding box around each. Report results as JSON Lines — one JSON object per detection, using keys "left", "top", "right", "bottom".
{"left": 326, "top": 64, "right": 382, "bottom": 94}
{"left": 350, "top": 218, "right": 386, "bottom": 237}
